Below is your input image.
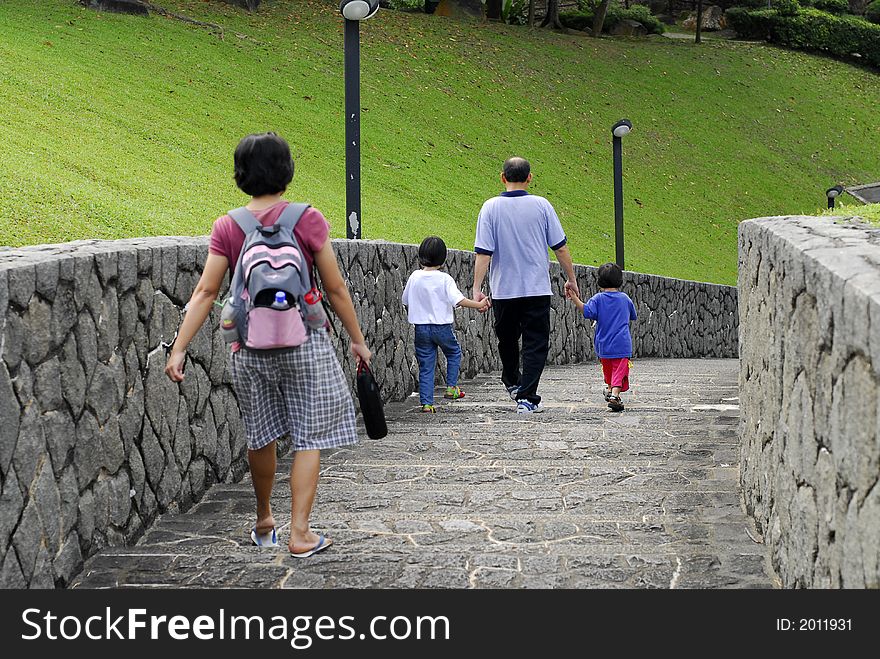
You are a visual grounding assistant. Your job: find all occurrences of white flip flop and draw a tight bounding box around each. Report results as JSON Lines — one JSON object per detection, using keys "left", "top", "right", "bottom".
{"left": 250, "top": 527, "right": 279, "bottom": 548}
{"left": 290, "top": 534, "right": 332, "bottom": 558}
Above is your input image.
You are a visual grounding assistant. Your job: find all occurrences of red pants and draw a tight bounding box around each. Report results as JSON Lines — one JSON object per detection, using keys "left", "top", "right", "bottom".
{"left": 601, "top": 358, "right": 630, "bottom": 392}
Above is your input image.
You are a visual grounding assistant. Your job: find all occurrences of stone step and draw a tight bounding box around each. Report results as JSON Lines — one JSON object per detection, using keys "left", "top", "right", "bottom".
{"left": 72, "top": 359, "right": 772, "bottom": 589}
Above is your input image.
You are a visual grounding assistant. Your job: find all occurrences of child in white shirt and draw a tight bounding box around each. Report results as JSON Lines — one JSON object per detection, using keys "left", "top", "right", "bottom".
{"left": 402, "top": 236, "right": 489, "bottom": 412}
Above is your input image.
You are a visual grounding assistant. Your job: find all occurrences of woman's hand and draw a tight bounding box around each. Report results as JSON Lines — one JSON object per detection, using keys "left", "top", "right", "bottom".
{"left": 165, "top": 350, "right": 186, "bottom": 382}
{"left": 351, "top": 342, "right": 372, "bottom": 367}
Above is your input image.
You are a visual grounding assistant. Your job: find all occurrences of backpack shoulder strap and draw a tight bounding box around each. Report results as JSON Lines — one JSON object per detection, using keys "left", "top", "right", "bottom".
{"left": 274, "top": 203, "right": 311, "bottom": 232}
{"left": 227, "top": 207, "right": 262, "bottom": 236}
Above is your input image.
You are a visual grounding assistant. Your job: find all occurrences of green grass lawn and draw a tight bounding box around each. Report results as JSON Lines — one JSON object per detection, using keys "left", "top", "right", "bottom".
{"left": 824, "top": 202, "right": 880, "bottom": 224}
{"left": 1, "top": 0, "right": 878, "bottom": 284}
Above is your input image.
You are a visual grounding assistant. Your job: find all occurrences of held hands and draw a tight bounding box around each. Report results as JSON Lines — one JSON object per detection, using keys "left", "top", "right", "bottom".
{"left": 563, "top": 279, "right": 581, "bottom": 300}
{"left": 473, "top": 289, "right": 491, "bottom": 313}
{"left": 564, "top": 285, "right": 584, "bottom": 311}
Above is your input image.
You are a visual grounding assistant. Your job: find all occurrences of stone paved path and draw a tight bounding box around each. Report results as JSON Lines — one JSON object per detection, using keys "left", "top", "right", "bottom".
{"left": 73, "top": 359, "right": 774, "bottom": 589}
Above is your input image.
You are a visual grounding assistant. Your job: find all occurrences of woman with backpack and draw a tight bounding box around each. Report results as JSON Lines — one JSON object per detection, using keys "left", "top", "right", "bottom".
{"left": 165, "top": 132, "right": 371, "bottom": 557}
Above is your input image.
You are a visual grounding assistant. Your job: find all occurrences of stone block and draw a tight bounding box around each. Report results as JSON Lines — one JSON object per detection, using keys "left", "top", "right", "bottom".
{"left": 95, "top": 285, "right": 119, "bottom": 362}
{"left": 117, "top": 250, "right": 138, "bottom": 292}
{"left": 0, "top": 362, "right": 19, "bottom": 478}
{"left": 13, "top": 405, "right": 44, "bottom": 491}
{"left": 75, "top": 310, "right": 98, "bottom": 382}
{"left": 34, "top": 259, "right": 59, "bottom": 303}
{"left": 140, "top": 422, "right": 165, "bottom": 490}
{"left": 74, "top": 413, "right": 103, "bottom": 488}
{"left": 58, "top": 466, "right": 79, "bottom": 537}
{"left": 2, "top": 309, "right": 23, "bottom": 371}
{"left": 77, "top": 488, "right": 95, "bottom": 547}
{"left": 33, "top": 460, "right": 62, "bottom": 555}
{"left": 87, "top": 361, "right": 123, "bottom": 426}
{"left": 51, "top": 285, "right": 77, "bottom": 347}
{"left": 118, "top": 291, "right": 138, "bottom": 349}
{"left": 0, "top": 547, "right": 26, "bottom": 588}
{"left": 95, "top": 250, "right": 118, "bottom": 287}
{"left": 40, "top": 410, "right": 76, "bottom": 475}
{"left": 23, "top": 296, "right": 53, "bottom": 364}
{"left": 108, "top": 470, "right": 131, "bottom": 527}
{"left": 7, "top": 265, "right": 35, "bottom": 309}
{"left": 53, "top": 531, "right": 83, "bottom": 586}
{"left": 12, "top": 498, "right": 42, "bottom": 582}
{"left": 34, "top": 357, "right": 64, "bottom": 411}
{"left": 0, "top": 465, "right": 24, "bottom": 552}
{"left": 59, "top": 333, "right": 86, "bottom": 415}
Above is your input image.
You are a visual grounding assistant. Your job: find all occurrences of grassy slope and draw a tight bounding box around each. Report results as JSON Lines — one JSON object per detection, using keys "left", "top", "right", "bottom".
{"left": 1, "top": 0, "right": 878, "bottom": 284}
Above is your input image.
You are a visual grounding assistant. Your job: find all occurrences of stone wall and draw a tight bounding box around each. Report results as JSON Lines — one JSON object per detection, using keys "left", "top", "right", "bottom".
{"left": 739, "top": 215, "right": 880, "bottom": 588}
{"left": 0, "top": 237, "right": 737, "bottom": 588}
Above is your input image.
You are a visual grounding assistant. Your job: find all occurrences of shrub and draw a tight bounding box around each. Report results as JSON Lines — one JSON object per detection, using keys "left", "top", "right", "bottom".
{"left": 866, "top": 0, "right": 880, "bottom": 23}
{"left": 561, "top": 3, "right": 665, "bottom": 35}
{"left": 734, "top": 0, "right": 773, "bottom": 8}
{"left": 812, "top": 0, "right": 848, "bottom": 12}
{"left": 725, "top": 7, "right": 775, "bottom": 37}
{"left": 726, "top": 7, "right": 880, "bottom": 67}
{"left": 773, "top": 0, "right": 801, "bottom": 15}
{"left": 560, "top": 10, "right": 595, "bottom": 31}
{"left": 609, "top": 3, "right": 666, "bottom": 33}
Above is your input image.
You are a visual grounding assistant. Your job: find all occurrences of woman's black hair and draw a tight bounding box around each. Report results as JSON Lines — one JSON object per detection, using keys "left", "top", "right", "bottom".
{"left": 418, "top": 236, "right": 447, "bottom": 268}
{"left": 233, "top": 132, "right": 294, "bottom": 197}
{"left": 597, "top": 262, "right": 623, "bottom": 289}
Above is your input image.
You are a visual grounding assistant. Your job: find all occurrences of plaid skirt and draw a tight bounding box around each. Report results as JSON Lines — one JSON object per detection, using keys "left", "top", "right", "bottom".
{"left": 230, "top": 328, "right": 358, "bottom": 451}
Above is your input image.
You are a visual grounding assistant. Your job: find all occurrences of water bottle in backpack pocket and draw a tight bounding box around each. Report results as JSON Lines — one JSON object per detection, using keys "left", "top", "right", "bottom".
{"left": 221, "top": 203, "right": 313, "bottom": 350}
{"left": 303, "top": 287, "right": 328, "bottom": 329}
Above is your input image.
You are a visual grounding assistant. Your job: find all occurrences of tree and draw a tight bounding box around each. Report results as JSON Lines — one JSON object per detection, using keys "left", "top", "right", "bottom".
{"left": 540, "top": 0, "right": 565, "bottom": 29}
{"left": 592, "top": 0, "right": 611, "bottom": 36}
{"left": 528, "top": 0, "right": 535, "bottom": 26}
{"left": 694, "top": 0, "right": 703, "bottom": 44}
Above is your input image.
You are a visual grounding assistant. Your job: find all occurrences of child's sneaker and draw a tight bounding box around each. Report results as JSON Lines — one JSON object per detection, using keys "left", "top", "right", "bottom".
{"left": 607, "top": 396, "right": 624, "bottom": 412}
{"left": 444, "top": 386, "right": 465, "bottom": 400}
{"left": 420, "top": 404, "right": 436, "bottom": 413}
{"left": 516, "top": 400, "right": 544, "bottom": 414}
{"left": 603, "top": 388, "right": 612, "bottom": 402}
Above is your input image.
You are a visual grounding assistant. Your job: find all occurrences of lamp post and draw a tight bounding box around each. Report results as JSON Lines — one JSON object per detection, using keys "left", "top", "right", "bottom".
{"left": 339, "top": 0, "right": 379, "bottom": 239}
{"left": 611, "top": 119, "right": 632, "bottom": 270}
{"left": 826, "top": 184, "right": 844, "bottom": 210}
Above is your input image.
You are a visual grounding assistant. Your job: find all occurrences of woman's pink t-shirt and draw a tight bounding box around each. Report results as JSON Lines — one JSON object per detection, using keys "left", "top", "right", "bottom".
{"left": 208, "top": 201, "right": 330, "bottom": 279}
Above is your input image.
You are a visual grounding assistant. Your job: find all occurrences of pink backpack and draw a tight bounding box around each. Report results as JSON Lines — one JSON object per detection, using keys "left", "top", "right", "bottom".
{"left": 219, "top": 204, "right": 311, "bottom": 350}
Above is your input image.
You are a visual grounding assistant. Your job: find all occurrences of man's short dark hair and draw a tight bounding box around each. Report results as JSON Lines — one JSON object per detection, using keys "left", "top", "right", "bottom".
{"left": 418, "top": 236, "right": 447, "bottom": 268}
{"left": 597, "top": 262, "right": 623, "bottom": 288}
{"left": 233, "top": 132, "right": 294, "bottom": 197}
{"left": 502, "top": 157, "right": 530, "bottom": 183}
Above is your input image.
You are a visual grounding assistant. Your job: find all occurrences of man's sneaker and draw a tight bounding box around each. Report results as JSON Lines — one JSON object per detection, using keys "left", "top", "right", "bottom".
{"left": 516, "top": 400, "right": 544, "bottom": 414}
{"left": 420, "top": 404, "right": 436, "bottom": 413}
{"left": 444, "top": 386, "right": 465, "bottom": 400}
{"left": 506, "top": 385, "right": 520, "bottom": 401}
{"left": 607, "top": 396, "right": 624, "bottom": 412}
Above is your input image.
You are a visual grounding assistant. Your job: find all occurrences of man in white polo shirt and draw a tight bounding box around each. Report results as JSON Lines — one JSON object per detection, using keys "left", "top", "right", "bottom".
{"left": 472, "top": 157, "right": 579, "bottom": 414}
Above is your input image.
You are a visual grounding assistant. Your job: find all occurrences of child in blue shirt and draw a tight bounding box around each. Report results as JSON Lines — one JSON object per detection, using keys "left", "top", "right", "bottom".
{"left": 566, "top": 263, "right": 637, "bottom": 412}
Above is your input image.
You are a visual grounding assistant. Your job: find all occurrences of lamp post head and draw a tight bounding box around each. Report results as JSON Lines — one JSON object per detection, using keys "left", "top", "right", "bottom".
{"left": 611, "top": 119, "right": 632, "bottom": 138}
{"left": 339, "top": 0, "right": 379, "bottom": 20}
{"left": 826, "top": 185, "right": 844, "bottom": 199}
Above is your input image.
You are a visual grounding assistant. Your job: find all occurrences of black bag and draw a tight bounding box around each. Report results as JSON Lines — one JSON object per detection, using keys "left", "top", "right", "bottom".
{"left": 356, "top": 362, "right": 388, "bottom": 439}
